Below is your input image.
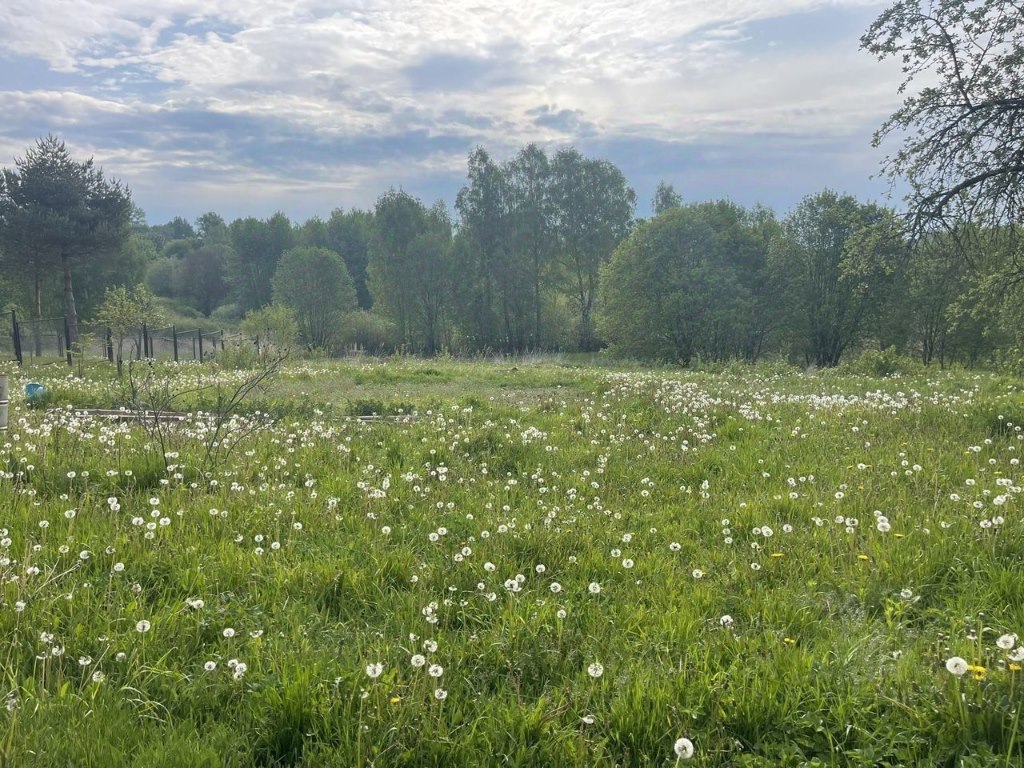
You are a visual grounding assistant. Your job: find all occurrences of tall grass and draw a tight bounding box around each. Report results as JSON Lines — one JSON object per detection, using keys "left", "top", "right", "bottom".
{"left": 1, "top": 358, "right": 1023, "bottom": 766}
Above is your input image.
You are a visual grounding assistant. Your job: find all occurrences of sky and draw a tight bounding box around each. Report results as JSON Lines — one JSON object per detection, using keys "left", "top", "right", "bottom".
{"left": 0, "top": 0, "right": 909, "bottom": 225}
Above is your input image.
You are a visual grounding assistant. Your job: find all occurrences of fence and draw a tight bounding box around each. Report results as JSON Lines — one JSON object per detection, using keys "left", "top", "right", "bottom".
{"left": 4, "top": 311, "right": 235, "bottom": 368}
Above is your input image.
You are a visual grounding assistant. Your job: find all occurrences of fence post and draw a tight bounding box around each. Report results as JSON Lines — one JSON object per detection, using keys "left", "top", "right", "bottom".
{"left": 198, "top": 330, "right": 204, "bottom": 361}
{"left": 106, "top": 328, "right": 114, "bottom": 362}
{"left": 63, "top": 316, "right": 72, "bottom": 366}
{"left": 12, "top": 311, "right": 22, "bottom": 367}
{"left": 142, "top": 323, "right": 149, "bottom": 358}
{"left": 220, "top": 330, "right": 225, "bottom": 351}
{"left": 172, "top": 326, "right": 178, "bottom": 362}
{"left": 0, "top": 374, "right": 7, "bottom": 432}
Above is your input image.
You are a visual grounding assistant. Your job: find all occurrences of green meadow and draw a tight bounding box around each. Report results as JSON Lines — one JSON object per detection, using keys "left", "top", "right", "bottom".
{"left": 2, "top": 357, "right": 1023, "bottom": 767}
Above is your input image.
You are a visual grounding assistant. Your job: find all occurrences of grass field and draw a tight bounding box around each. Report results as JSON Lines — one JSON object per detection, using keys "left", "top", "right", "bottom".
{"left": 2, "top": 356, "right": 1023, "bottom": 766}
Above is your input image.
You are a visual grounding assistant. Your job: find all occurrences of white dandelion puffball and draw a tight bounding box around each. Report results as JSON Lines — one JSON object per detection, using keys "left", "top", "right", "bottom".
{"left": 587, "top": 662, "right": 604, "bottom": 678}
{"left": 946, "top": 656, "right": 968, "bottom": 677}
{"left": 674, "top": 737, "right": 694, "bottom": 759}
{"left": 997, "top": 633, "right": 1017, "bottom": 650}
{"left": 366, "top": 662, "right": 384, "bottom": 678}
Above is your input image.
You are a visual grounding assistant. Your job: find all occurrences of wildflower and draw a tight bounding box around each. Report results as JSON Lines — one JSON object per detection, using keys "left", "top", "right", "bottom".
{"left": 997, "top": 633, "right": 1017, "bottom": 650}
{"left": 410, "top": 654, "right": 426, "bottom": 668}
{"left": 136, "top": 620, "right": 151, "bottom": 633}
{"left": 204, "top": 661, "right": 217, "bottom": 671}
{"left": 428, "top": 664, "right": 444, "bottom": 677}
{"left": 434, "top": 688, "right": 448, "bottom": 701}
{"left": 222, "top": 628, "right": 235, "bottom": 638}
{"left": 587, "top": 662, "right": 604, "bottom": 678}
{"left": 719, "top": 615, "right": 734, "bottom": 628}
{"left": 946, "top": 656, "right": 968, "bottom": 677}
{"left": 588, "top": 582, "right": 601, "bottom": 594}
{"left": 366, "top": 662, "right": 384, "bottom": 678}
{"left": 674, "top": 737, "right": 695, "bottom": 760}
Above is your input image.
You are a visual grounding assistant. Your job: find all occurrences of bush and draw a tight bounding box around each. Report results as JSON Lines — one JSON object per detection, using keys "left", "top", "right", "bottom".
{"left": 338, "top": 311, "right": 398, "bottom": 354}
{"left": 209, "top": 303, "right": 241, "bottom": 323}
{"left": 846, "top": 347, "right": 922, "bottom": 377}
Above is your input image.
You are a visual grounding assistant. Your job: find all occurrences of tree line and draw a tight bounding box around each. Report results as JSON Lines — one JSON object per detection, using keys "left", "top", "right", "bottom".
{"left": 0, "top": 136, "right": 1022, "bottom": 369}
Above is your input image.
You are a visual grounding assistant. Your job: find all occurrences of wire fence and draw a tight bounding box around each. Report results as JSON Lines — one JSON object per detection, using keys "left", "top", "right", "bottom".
{"left": 4, "top": 311, "right": 238, "bottom": 368}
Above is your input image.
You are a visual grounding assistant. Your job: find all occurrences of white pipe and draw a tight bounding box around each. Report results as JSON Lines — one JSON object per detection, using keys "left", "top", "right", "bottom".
{"left": 0, "top": 375, "right": 7, "bottom": 433}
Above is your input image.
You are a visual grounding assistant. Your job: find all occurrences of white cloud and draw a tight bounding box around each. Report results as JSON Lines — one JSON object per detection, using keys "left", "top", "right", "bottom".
{"left": 0, "top": 0, "right": 907, "bottom": 218}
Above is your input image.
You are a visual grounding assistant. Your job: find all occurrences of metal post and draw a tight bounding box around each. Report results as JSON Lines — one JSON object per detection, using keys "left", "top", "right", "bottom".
{"left": 143, "top": 323, "right": 149, "bottom": 358}
{"left": 63, "top": 316, "right": 72, "bottom": 366}
{"left": 0, "top": 374, "right": 8, "bottom": 432}
{"left": 198, "top": 330, "right": 205, "bottom": 361}
{"left": 172, "top": 325, "right": 178, "bottom": 362}
{"left": 12, "top": 311, "right": 22, "bottom": 367}
{"left": 106, "top": 328, "right": 114, "bottom": 362}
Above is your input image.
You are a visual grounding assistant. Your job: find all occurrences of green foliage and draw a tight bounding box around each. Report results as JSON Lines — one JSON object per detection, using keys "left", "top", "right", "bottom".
{"left": 272, "top": 246, "right": 357, "bottom": 350}
{"left": 370, "top": 190, "right": 453, "bottom": 353}
{"left": 0, "top": 135, "right": 133, "bottom": 342}
{"left": 145, "top": 256, "right": 178, "bottom": 297}
{"left": 599, "top": 202, "right": 775, "bottom": 364}
{"left": 652, "top": 181, "right": 682, "bottom": 215}
{"left": 93, "top": 284, "right": 166, "bottom": 369}
{"left": 338, "top": 310, "right": 398, "bottom": 353}
{"left": 228, "top": 212, "right": 295, "bottom": 314}
{"left": 771, "top": 190, "right": 904, "bottom": 367}
{"left": 549, "top": 148, "right": 637, "bottom": 351}
{"left": 240, "top": 304, "right": 299, "bottom": 355}
{"left": 845, "top": 347, "right": 923, "bottom": 377}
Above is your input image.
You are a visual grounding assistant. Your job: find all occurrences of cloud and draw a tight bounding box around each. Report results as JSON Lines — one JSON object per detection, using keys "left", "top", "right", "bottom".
{"left": 0, "top": 0, "right": 906, "bottom": 222}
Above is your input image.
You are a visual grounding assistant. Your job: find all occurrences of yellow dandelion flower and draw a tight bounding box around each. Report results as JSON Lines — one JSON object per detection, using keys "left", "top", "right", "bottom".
{"left": 1009, "top": 663, "right": 1021, "bottom": 672}
{"left": 390, "top": 696, "right": 402, "bottom": 704}
{"left": 857, "top": 554, "right": 870, "bottom": 561}
{"left": 770, "top": 553, "right": 784, "bottom": 558}
{"left": 783, "top": 637, "right": 796, "bottom": 645}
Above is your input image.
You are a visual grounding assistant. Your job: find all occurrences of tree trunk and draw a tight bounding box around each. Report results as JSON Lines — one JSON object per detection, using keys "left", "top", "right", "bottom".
{"left": 61, "top": 254, "right": 79, "bottom": 346}
{"left": 33, "top": 269, "right": 43, "bottom": 357}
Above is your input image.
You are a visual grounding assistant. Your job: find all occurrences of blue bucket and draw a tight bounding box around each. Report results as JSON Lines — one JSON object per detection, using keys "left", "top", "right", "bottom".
{"left": 25, "top": 383, "right": 46, "bottom": 401}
